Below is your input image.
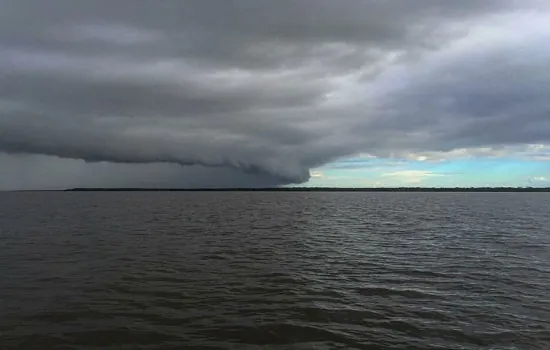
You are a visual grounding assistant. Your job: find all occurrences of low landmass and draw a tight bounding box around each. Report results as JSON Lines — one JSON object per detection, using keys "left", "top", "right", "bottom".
{"left": 64, "top": 187, "right": 550, "bottom": 192}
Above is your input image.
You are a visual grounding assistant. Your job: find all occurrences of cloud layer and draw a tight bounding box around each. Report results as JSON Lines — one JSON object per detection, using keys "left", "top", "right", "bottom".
{"left": 1, "top": 0, "right": 549, "bottom": 188}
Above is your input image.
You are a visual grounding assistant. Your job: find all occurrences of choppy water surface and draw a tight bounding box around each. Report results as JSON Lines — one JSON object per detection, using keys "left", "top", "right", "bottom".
{"left": 1, "top": 192, "right": 550, "bottom": 349}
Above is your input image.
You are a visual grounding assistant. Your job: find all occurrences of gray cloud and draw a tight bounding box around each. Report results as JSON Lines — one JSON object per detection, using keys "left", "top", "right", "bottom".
{"left": 0, "top": 153, "right": 287, "bottom": 190}
{"left": 0, "top": 0, "right": 549, "bottom": 188}
{"left": 364, "top": 16, "right": 550, "bottom": 155}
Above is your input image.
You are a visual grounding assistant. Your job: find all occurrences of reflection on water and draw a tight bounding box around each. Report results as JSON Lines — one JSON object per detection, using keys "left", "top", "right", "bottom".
{"left": 1, "top": 192, "right": 549, "bottom": 349}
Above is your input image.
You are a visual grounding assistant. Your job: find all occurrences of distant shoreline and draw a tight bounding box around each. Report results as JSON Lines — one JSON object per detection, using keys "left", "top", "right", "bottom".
{"left": 4, "top": 187, "right": 550, "bottom": 193}
{"left": 53, "top": 187, "right": 550, "bottom": 192}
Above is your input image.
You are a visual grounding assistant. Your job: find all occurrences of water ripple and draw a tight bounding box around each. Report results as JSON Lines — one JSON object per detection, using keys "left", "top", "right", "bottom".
{"left": 1, "top": 192, "right": 550, "bottom": 349}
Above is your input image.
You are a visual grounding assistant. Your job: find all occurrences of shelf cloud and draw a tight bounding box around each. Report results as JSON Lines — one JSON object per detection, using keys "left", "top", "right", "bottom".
{"left": 1, "top": 0, "right": 549, "bottom": 188}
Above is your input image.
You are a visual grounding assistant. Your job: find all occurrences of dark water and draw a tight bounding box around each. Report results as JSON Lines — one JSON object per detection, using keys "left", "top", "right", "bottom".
{"left": 1, "top": 192, "right": 550, "bottom": 350}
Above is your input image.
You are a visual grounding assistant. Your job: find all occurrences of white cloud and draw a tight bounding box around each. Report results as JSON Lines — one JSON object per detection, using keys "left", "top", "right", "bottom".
{"left": 382, "top": 170, "right": 447, "bottom": 184}
{"left": 309, "top": 170, "right": 324, "bottom": 178}
{"left": 399, "top": 144, "right": 550, "bottom": 162}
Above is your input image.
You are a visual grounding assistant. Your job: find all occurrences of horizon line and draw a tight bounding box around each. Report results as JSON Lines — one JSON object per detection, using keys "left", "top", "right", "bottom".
{"left": 4, "top": 187, "right": 550, "bottom": 193}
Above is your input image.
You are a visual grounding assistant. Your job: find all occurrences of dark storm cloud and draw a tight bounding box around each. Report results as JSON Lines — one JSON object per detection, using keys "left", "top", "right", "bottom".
{"left": 0, "top": 153, "right": 286, "bottom": 190}
{"left": 0, "top": 0, "right": 548, "bottom": 188}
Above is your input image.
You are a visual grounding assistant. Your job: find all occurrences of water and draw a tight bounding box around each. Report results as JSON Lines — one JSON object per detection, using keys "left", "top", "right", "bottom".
{"left": 1, "top": 192, "right": 549, "bottom": 349}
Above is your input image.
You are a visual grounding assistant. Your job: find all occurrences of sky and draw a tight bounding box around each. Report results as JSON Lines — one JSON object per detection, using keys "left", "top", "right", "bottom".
{"left": 1, "top": 0, "right": 549, "bottom": 189}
